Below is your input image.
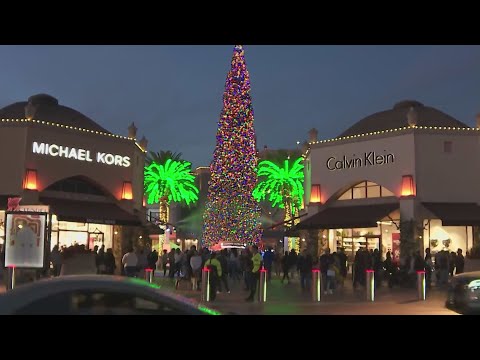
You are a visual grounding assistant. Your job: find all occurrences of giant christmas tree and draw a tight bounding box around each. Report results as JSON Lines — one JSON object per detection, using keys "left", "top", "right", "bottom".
{"left": 203, "top": 45, "right": 263, "bottom": 248}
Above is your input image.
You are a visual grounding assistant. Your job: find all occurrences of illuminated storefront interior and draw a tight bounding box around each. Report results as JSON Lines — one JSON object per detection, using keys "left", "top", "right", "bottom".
{"left": 50, "top": 215, "right": 113, "bottom": 251}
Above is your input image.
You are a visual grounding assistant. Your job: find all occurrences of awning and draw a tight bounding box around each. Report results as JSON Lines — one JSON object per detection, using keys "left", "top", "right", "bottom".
{"left": 40, "top": 197, "right": 142, "bottom": 226}
{"left": 295, "top": 203, "right": 399, "bottom": 230}
{"left": 423, "top": 202, "right": 480, "bottom": 226}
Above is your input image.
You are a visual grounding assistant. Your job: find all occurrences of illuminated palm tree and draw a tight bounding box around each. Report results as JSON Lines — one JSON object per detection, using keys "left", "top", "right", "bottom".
{"left": 144, "top": 159, "right": 199, "bottom": 224}
{"left": 253, "top": 157, "right": 304, "bottom": 228}
{"left": 146, "top": 150, "right": 183, "bottom": 166}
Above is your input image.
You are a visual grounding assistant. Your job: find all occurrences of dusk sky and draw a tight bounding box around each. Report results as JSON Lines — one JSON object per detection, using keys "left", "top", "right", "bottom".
{"left": 1, "top": 45, "right": 480, "bottom": 168}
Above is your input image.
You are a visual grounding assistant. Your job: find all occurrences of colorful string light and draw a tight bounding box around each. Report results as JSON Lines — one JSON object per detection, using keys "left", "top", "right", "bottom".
{"left": 203, "top": 45, "right": 263, "bottom": 248}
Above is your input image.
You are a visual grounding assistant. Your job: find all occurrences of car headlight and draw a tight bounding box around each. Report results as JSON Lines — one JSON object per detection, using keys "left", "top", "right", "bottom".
{"left": 467, "top": 280, "right": 480, "bottom": 301}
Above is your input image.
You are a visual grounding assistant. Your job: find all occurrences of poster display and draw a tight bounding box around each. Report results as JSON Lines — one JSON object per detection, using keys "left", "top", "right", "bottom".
{"left": 392, "top": 233, "right": 400, "bottom": 265}
{"left": 4, "top": 212, "right": 47, "bottom": 268}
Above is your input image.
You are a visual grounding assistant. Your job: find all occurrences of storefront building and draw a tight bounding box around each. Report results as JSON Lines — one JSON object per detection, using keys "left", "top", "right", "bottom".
{"left": 0, "top": 94, "right": 148, "bottom": 267}
{"left": 297, "top": 100, "right": 480, "bottom": 262}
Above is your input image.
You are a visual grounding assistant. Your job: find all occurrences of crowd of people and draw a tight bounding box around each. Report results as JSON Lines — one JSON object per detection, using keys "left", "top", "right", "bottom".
{"left": 47, "top": 241, "right": 468, "bottom": 299}
{"left": 146, "top": 245, "right": 264, "bottom": 302}
{"left": 49, "top": 243, "right": 117, "bottom": 276}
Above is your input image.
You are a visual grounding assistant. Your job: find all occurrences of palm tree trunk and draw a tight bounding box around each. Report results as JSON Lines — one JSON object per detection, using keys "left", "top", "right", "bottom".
{"left": 284, "top": 199, "right": 293, "bottom": 228}
{"left": 159, "top": 196, "right": 169, "bottom": 250}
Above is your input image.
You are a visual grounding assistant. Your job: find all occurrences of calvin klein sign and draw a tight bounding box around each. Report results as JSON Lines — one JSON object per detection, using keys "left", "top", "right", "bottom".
{"left": 326, "top": 151, "right": 395, "bottom": 171}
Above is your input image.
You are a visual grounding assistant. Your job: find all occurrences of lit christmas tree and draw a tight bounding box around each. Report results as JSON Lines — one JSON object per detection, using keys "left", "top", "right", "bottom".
{"left": 203, "top": 45, "right": 263, "bottom": 248}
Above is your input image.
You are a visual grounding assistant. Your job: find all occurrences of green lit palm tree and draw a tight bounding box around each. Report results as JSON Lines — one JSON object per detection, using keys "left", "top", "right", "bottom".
{"left": 146, "top": 150, "right": 183, "bottom": 166}
{"left": 253, "top": 157, "right": 304, "bottom": 228}
{"left": 144, "top": 159, "right": 199, "bottom": 224}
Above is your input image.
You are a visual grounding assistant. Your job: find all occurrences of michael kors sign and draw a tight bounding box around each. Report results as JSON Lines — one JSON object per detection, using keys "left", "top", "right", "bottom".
{"left": 32, "top": 141, "right": 131, "bottom": 168}
{"left": 326, "top": 151, "right": 395, "bottom": 171}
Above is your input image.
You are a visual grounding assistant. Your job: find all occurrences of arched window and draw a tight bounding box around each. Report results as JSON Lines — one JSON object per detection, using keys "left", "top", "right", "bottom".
{"left": 338, "top": 181, "right": 394, "bottom": 200}
{"left": 44, "top": 176, "right": 108, "bottom": 196}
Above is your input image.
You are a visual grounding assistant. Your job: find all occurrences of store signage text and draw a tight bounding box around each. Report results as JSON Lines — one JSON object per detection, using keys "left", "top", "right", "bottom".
{"left": 32, "top": 142, "right": 131, "bottom": 168}
{"left": 326, "top": 151, "right": 395, "bottom": 171}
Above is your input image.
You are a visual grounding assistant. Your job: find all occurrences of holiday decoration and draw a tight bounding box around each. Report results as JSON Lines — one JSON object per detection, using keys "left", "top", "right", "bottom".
{"left": 144, "top": 159, "right": 199, "bottom": 224}
{"left": 253, "top": 157, "right": 304, "bottom": 227}
{"left": 203, "top": 45, "right": 262, "bottom": 247}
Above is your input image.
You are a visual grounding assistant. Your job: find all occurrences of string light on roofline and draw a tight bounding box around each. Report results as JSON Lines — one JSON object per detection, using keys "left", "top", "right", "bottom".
{"left": 0, "top": 117, "right": 147, "bottom": 153}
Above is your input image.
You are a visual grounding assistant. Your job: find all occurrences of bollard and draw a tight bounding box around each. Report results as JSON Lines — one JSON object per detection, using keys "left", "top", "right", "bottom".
{"left": 258, "top": 267, "right": 267, "bottom": 302}
{"left": 145, "top": 268, "right": 154, "bottom": 283}
{"left": 312, "top": 269, "right": 321, "bottom": 302}
{"left": 7, "top": 266, "right": 15, "bottom": 291}
{"left": 366, "top": 269, "right": 375, "bottom": 302}
{"left": 417, "top": 270, "right": 426, "bottom": 301}
{"left": 201, "top": 267, "right": 211, "bottom": 302}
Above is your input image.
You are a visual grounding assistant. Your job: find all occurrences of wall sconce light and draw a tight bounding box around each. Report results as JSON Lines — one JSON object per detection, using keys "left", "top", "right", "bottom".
{"left": 142, "top": 196, "right": 146, "bottom": 207}
{"left": 122, "top": 181, "right": 133, "bottom": 200}
{"left": 310, "top": 184, "right": 321, "bottom": 204}
{"left": 23, "top": 169, "right": 38, "bottom": 190}
{"left": 401, "top": 175, "right": 416, "bottom": 197}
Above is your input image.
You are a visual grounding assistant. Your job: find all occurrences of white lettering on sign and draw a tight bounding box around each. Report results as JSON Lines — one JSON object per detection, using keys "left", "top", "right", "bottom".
{"left": 32, "top": 141, "right": 131, "bottom": 168}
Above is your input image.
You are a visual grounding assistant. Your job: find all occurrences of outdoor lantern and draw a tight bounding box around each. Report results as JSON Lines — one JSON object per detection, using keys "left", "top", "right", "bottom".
{"left": 142, "top": 196, "right": 146, "bottom": 207}
{"left": 401, "top": 175, "right": 415, "bottom": 197}
{"left": 310, "top": 184, "right": 321, "bottom": 204}
{"left": 23, "top": 169, "right": 38, "bottom": 190}
{"left": 122, "top": 181, "right": 133, "bottom": 200}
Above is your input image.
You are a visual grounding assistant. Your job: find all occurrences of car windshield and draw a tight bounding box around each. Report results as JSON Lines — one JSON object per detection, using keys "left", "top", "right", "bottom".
{"left": 125, "top": 277, "right": 221, "bottom": 315}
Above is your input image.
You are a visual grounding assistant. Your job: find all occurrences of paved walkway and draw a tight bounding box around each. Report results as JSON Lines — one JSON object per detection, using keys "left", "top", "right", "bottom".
{"left": 154, "top": 274, "right": 458, "bottom": 315}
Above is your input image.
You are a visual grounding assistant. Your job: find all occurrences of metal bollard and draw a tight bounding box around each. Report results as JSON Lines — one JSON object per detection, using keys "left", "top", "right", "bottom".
{"left": 258, "top": 267, "right": 267, "bottom": 302}
{"left": 145, "top": 268, "right": 154, "bottom": 283}
{"left": 366, "top": 269, "right": 375, "bottom": 302}
{"left": 201, "top": 267, "right": 211, "bottom": 302}
{"left": 312, "top": 269, "right": 321, "bottom": 302}
{"left": 417, "top": 270, "right": 426, "bottom": 301}
{"left": 7, "top": 266, "right": 15, "bottom": 291}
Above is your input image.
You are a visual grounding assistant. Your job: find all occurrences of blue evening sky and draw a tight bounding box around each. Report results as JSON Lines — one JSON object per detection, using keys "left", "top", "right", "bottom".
{"left": 1, "top": 45, "right": 479, "bottom": 168}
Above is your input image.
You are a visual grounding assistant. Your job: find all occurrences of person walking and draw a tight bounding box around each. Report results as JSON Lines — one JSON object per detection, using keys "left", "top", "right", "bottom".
{"left": 245, "top": 245, "right": 263, "bottom": 302}
{"left": 320, "top": 248, "right": 333, "bottom": 294}
{"left": 299, "top": 249, "right": 313, "bottom": 291}
{"left": 281, "top": 251, "right": 290, "bottom": 284}
{"left": 161, "top": 249, "right": 168, "bottom": 277}
{"left": 104, "top": 248, "right": 116, "bottom": 275}
{"left": 50, "top": 245, "right": 62, "bottom": 277}
{"left": 425, "top": 248, "right": 433, "bottom": 288}
{"left": 190, "top": 249, "right": 203, "bottom": 290}
{"left": 217, "top": 249, "right": 230, "bottom": 293}
{"left": 455, "top": 248, "right": 465, "bottom": 274}
{"left": 147, "top": 249, "right": 159, "bottom": 276}
{"left": 204, "top": 252, "right": 222, "bottom": 301}
{"left": 121, "top": 248, "right": 138, "bottom": 277}
{"left": 263, "top": 247, "right": 274, "bottom": 281}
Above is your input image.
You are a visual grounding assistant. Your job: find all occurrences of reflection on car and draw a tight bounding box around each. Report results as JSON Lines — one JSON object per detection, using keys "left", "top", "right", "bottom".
{"left": 445, "top": 271, "right": 480, "bottom": 314}
{"left": 0, "top": 275, "right": 221, "bottom": 315}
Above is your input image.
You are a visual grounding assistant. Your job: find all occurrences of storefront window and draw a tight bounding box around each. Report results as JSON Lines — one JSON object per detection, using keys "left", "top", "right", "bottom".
{"left": 338, "top": 181, "right": 395, "bottom": 200}
{"left": 51, "top": 219, "right": 113, "bottom": 251}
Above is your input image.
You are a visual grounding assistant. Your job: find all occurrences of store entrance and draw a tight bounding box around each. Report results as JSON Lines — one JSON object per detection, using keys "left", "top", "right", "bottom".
{"left": 334, "top": 228, "right": 382, "bottom": 262}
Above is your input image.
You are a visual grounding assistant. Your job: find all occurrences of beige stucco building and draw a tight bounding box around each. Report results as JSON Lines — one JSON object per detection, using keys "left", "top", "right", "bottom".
{"left": 0, "top": 94, "right": 148, "bottom": 268}
{"left": 297, "top": 100, "right": 480, "bottom": 262}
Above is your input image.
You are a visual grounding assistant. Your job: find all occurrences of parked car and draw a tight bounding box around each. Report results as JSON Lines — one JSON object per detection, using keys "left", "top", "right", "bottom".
{"left": 445, "top": 271, "right": 480, "bottom": 314}
{"left": 0, "top": 275, "right": 222, "bottom": 315}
